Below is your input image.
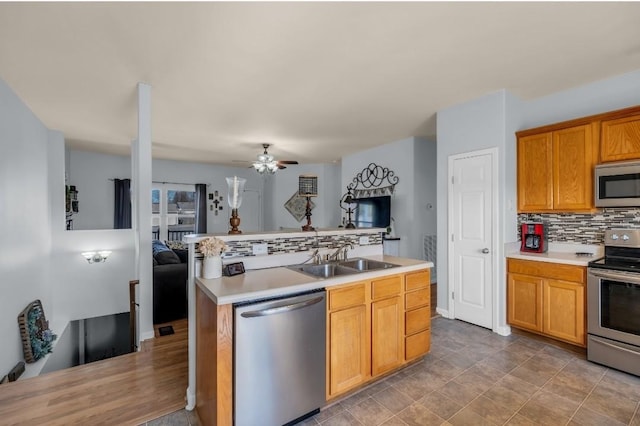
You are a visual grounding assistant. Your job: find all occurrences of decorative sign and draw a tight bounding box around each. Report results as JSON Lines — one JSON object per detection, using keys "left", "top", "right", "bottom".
{"left": 284, "top": 191, "right": 315, "bottom": 222}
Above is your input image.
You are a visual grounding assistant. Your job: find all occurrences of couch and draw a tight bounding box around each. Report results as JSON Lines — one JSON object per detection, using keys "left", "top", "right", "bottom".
{"left": 152, "top": 240, "right": 188, "bottom": 325}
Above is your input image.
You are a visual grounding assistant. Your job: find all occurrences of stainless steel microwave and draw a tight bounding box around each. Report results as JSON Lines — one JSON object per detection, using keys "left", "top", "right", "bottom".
{"left": 595, "top": 161, "right": 640, "bottom": 207}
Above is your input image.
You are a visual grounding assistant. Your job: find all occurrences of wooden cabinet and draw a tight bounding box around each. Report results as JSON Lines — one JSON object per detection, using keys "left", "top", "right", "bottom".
{"left": 517, "top": 132, "right": 553, "bottom": 211}
{"left": 326, "top": 269, "right": 431, "bottom": 399}
{"left": 371, "top": 296, "right": 402, "bottom": 376}
{"left": 601, "top": 113, "right": 640, "bottom": 162}
{"left": 507, "top": 259, "right": 586, "bottom": 347}
{"left": 517, "top": 123, "right": 598, "bottom": 212}
{"left": 543, "top": 279, "right": 585, "bottom": 345}
{"left": 507, "top": 273, "right": 543, "bottom": 332}
{"left": 328, "top": 304, "right": 368, "bottom": 396}
{"left": 404, "top": 270, "right": 431, "bottom": 361}
{"left": 371, "top": 276, "right": 403, "bottom": 376}
{"left": 327, "top": 282, "right": 368, "bottom": 397}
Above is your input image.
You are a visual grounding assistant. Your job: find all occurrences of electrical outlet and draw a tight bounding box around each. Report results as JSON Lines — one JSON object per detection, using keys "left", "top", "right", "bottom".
{"left": 252, "top": 243, "right": 268, "bottom": 256}
{"left": 359, "top": 236, "right": 369, "bottom": 245}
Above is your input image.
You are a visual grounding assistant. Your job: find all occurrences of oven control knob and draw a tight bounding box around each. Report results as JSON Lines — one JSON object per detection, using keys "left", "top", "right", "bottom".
{"left": 623, "top": 234, "right": 630, "bottom": 241}
{"left": 611, "top": 233, "right": 619, "bottom": 240}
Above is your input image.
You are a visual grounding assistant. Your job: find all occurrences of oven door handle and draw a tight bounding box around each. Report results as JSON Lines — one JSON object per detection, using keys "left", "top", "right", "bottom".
{"left": 590, "top": 336, "right": 640, "bottom": 355}
{"left": 589, "top": 269, "right": 640, "bottom": 285}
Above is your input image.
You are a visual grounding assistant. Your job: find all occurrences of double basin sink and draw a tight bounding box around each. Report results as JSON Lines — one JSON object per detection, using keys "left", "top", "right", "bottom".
{"left": 289, "top": 257, "right": 399, "bottom": 279}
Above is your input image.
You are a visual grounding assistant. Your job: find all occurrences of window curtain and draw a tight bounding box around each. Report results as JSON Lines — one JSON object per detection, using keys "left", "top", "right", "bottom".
{"left": 114, "top": 178, "right": 132, "bottom": 229}
{"left": 195, "top": 183, "right": 207, "bottom": 234}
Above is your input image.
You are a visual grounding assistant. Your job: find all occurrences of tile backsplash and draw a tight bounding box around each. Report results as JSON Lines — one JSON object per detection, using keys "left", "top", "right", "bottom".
{"left": 222, "top": 232, "right": 382, "bottom": 259}
{"left": 518, "top": 208, "right": 640, "bottom": 244}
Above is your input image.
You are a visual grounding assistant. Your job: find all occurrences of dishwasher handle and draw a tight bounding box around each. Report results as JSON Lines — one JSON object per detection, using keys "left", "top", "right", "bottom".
{"left": 240, "top": 295, "right": 324, "bottom": 318}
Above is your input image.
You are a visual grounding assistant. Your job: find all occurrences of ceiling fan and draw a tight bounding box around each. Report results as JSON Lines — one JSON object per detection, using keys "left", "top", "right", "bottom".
{"left": 251, "top": 144, "right": 298, "bottom": 174}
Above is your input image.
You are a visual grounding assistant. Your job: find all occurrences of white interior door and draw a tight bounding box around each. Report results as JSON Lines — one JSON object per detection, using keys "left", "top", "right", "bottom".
{"left": 450, "top": 150, "right": 495, "bottom": 329}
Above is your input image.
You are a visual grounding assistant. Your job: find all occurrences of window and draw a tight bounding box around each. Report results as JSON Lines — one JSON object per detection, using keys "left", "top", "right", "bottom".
{"left": 152, "top": 184, "right": 196, "bottom": 241}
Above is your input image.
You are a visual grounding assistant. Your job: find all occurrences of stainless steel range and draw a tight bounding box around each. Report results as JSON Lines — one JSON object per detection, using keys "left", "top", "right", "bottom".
{"left": 588, "top": 229, "right": 640, "bottom": 376}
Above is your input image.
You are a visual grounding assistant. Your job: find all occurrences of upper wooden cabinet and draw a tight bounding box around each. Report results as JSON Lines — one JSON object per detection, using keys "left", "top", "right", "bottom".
{"left": 517, "top": 123, "right": 598, "bottom": 212}
{"left": 601, "top": 113, "right": 640, "bottom": 162}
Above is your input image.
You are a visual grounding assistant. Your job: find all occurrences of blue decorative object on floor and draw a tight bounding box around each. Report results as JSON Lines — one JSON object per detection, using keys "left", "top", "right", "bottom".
{"left": 17, "top": 300, "right": 57, "bottom": 363}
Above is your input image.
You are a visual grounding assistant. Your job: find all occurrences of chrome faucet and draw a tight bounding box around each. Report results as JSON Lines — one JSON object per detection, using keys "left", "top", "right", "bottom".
{"left": 328, "top": 242, "right": 354, "bottom": 261}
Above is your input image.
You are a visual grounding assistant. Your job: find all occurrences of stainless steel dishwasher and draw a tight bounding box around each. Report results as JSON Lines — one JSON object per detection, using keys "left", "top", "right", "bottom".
{"left": 234, "top": 289, "right": 326, "bottom": 426}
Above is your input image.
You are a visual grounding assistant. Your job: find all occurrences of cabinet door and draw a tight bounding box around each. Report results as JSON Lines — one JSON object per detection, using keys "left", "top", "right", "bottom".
{"left": 329, "top": 305, "right": 368, "bottom": 396}
{"left": 507, "top": 273, "right": 543, "bottom": 332}
{"left": 371, "top": 296, "right": 403, "bottom": 376}
{"left": 518, "top": 132, "right": 553, "bottom": 212}
{"left": 553, "top": 124, "right": 597, "bottom": 211}
{"left": 601, "top": 114, "right": 640, "bottom": 162}
{"left": 543, "top": 279, "right": 586, "bottom": 346}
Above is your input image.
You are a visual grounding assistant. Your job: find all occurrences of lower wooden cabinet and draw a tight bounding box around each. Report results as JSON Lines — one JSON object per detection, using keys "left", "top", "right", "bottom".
{"left": 404, "top": 270, "right": 431, "bottom": 361}
{"left": 326, "top": 269, "right": 431, "bottom": 399}
{"left": 507, "top": 259, "right": 586, "bottom": 347}
{"left": 507, "top": 273, "right": 543, "bottom": 332}
{"left": 543, "top": 279, "right": 585, "bottom": 345}
{"left": 328, "top": 304, "right": 368, "bottom": 396}
{"left": 371, "top": 296, "right": 403, "bottom": 376}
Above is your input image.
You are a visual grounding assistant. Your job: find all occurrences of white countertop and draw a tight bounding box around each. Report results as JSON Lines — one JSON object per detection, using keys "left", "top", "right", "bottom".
{"left": 505, "top": 242, "right": 604, "bottom": 266}
{"left": 196, "top": 255, "right": 433, "bottom": 305}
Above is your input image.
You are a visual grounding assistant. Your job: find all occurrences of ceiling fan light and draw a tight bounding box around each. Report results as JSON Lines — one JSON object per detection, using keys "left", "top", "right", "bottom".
{"left": 257, "top": 153, "right": 273, "bottom": 163}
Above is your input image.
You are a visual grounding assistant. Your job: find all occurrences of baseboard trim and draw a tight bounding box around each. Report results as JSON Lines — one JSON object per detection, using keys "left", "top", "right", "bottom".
{"left": 185, "top": 387, "right": 196, "bottom": 411}
{"left": 494, "top": 325, "right": 512, "bottom": 336}
{"left": 435, "top": 307, "right": 451, "bottom": 318}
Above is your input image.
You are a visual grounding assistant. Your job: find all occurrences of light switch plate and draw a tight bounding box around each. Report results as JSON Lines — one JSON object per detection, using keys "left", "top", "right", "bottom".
{"left": 359, "top": 236, "right": 369, "bottom": 245}
{"left": 252, "top": 243, "right": 268, "bottom": 256}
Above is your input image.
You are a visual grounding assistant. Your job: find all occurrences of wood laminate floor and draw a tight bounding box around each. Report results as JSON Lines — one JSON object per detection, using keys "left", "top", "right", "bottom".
{"left": 0, "top": 319, "right": 188, "bottom": 426}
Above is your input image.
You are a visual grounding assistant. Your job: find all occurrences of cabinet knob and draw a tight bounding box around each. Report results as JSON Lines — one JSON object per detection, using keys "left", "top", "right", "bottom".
{"left": 482, "top": 248, "right": 490, "bottom": 254}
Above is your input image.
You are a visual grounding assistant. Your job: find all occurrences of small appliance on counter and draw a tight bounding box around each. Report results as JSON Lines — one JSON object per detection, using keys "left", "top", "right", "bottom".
{"left": 520, "top": 222, "right": 548, "bottom": 253}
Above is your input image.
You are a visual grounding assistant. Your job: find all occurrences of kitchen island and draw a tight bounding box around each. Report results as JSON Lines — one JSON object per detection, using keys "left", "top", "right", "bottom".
{"left": 186, "top": 230, "right": 432, "bottom": 425}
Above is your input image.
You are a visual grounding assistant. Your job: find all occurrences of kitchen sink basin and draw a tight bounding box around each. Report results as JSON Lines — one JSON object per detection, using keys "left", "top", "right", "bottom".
{"left": 338, "top": 258, "right": 399, "bottom": 271}
{"left": 289, "top": 257, "right": 399, "bottom": 279}
{"left": 290, "top": 263, "right": 359, "bottom": 279}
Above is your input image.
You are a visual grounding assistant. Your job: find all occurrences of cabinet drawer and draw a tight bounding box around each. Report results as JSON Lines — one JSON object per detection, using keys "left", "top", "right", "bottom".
{"left": 405, "top": 306, "right": 430, "bottom": 335}
{"left": 371, "top": 276, "right": 401, "bottom": 300}
{"left": 507, "top": 258, "right": 585, "bottom": 283}
{"left": 405, "top": 329, "right": 430, "bottom": 360}
{"left": 329, "top": 283, "right": 366, "bottom": 311}
{"left": 405, "top": 288, "right": 430, "bottom": 310}
{"left": 405, "top": 270, "right": 430, "bottom": 291}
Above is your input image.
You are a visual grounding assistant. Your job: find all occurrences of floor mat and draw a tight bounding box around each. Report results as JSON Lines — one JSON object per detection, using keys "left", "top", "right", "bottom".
{"left": 158, "top": 325, "right": 175, "bottom": 336}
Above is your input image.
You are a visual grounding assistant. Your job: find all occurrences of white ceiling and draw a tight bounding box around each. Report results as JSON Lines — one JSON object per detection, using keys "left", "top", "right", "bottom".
{"left": 1, "top": 2, "right": 640, "bottom": 166}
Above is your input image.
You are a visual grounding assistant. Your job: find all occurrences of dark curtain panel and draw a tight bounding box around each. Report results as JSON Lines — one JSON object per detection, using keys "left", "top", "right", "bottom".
{"left": 114, "top": 178, "right": 132, "bottom": 229}
{"left": 195, "top": 183, "right": 207, "bottom": 234}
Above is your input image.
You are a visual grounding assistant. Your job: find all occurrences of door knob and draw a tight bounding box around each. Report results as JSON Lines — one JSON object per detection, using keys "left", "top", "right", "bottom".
{"left": 482, "top": 248, "right": 490, "bottom": 254}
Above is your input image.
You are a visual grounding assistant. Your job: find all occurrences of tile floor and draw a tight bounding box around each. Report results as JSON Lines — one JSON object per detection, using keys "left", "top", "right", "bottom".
{"left": 145, "top": 317, "right": 640, "bottom": 425}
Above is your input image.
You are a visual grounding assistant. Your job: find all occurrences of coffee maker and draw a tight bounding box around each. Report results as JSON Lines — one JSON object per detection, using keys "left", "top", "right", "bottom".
{"left": 520, "top": 222, "right": 548, "bottom": 253}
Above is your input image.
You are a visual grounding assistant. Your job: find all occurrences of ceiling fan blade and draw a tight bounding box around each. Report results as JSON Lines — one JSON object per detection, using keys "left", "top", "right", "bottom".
{"left": 277, "top": 164, "right": 287, "bottom": 169}
{"left": 277, "top": 160, "right": 299, "bottom": 165}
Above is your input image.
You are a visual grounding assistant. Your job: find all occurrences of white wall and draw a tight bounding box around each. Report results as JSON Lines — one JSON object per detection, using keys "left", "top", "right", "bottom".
{"left": 437, "top": 91, "right": 514, "bottom": 332}
{"left": 67, "top": 149, "right": 131, "bottom": 230}
{"left": 263, "top": 164, "right": 341, "bottom": 231}
{"left": 49, "top": 136, "right": 136, "bottom": 327}
{"left": 342, "top": 137, "right": 437, "bottom": 259}
{"left": 413, "top": 138, "right": 437, "bottom": 259}
{"left": 0, "top": 78, "right": 54, "bottom": 373}
{"left": 66, "top": 150, "right": 267, "bottom": 234}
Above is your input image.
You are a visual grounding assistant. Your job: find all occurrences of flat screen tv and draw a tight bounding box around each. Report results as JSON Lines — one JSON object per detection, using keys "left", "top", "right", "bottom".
{"left": 353, "top": 196, "right": 391, "bottom": 228}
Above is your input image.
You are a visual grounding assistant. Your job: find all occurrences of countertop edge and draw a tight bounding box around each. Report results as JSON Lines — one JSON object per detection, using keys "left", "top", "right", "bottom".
{"left": 196, "top": 256, "right": 433, "bottom": 305}
{"left": 505, "top": 252, "right": 595, "bottom": 267}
